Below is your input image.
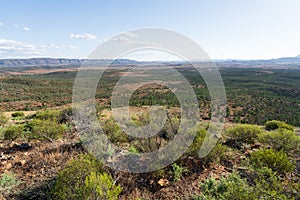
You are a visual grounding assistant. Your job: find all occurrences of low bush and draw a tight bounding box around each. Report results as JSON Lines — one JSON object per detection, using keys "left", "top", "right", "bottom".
{"left": 224, "top": 124, "right": 263, "bottom": 145}
{"left": 35, "top": 109, "right": 60, "bottom": 122}
{"left": 0, "top": 172, "right": 19, "bottom": 192}
{"left": 84, "top": 171, "right": 122, "bottom": 200}
{"left": 250, "top": 166, "right": 298, "bottom": 199}
{"left": 52, "top": 154, "right": 121, "bottom": 200}
{"left": 2, "top": 124, "right": 24, "bottom": 140}
{"left": 2, "top": 119, "right": 66, "bottom": 141}
{"left": 195, "top": 168, "right": 298, "bottom": 200}
{"left": 0, "top": 114, "right": 8, "bottom": 126}
{"left": 161, "top": 116, "right": 180, "bottom": 140}
{"left": 258, "top": 128, "right": 300, "bottom": 154}
{"left": 102, "top": 119, "right": 129, "bottom": 144}
{"left": 128, "top": 146, "right": 139, "bottom": 154}
{"left": 11, "top": 111, "right": 24, "bottom": 118}
{"left": 58, "top": 107, "right": 73, "bottom": 123}
{"left": 169, "top": 163, "right": 188, "bottom": 181}
{"left": 186, "top": 128, "right": 207, "bottom": 157}
{"left": 197, "top": 173, "right": 255, "bottom": 200}
{"left": 250, "top": 149, "right": 295, "bottom": 174}
{"left": 152, "top": 169, "right": 166, "bottom": 180}
{"left": 131, "top": 137, "right": 160, "bottom": 153}
{"left": 187, "top": 128, "right": 228, "bottom": 166}
{"left": 201, "top": 144, "right": 228, "bottom": 166}
{"left": 25, "top": 119, "right": 66, "bottom": 141}
{"left": 265, "top": 120, "right": 294, "bottom": 131}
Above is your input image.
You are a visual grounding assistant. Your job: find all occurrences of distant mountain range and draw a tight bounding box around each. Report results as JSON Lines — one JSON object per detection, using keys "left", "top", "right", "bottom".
{"left": 0, "top": 58, "right": 82, "bottom": 67}
{"left": 211, "top": 56, "right": 300, "bottom": 69}
{"left": 215, "top": 55, "right": 300, "bottom": 64}
{"left": 1, "top": 56, "right": 300, "bottom": 68}
{"left": 0, "top": 58, "right": 140, "bottom": 67}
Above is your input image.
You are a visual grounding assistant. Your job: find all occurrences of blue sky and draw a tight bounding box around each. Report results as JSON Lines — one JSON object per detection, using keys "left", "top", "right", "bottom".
{"left": 1, "top": 0, "right": 300, "bottom": 60}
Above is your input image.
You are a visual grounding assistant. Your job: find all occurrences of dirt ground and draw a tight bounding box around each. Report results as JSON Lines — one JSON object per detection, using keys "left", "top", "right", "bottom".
{"left": 1, "top": 107, "right": 299, "bottom": 199}
{"left": 2, "top": 111, "right": 36, "bottom": 119}
{"left": 0, "top": 137, "right": 237, "bottom": 199}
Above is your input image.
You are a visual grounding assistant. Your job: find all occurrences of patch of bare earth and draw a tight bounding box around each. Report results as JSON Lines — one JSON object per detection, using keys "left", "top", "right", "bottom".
{"left": 0, "top": 101, "right": 43, "bottom": 112}
{"left": 6, "top": 68, "right": 78, "bottom": 75}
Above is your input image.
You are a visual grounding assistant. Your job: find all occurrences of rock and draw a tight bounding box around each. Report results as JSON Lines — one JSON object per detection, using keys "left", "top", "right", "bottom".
{"left": 224, "top": 167, "right": 233, "bottom": 173}
{"left": 21, "top": 160, "right": 26, "bottom": 166}
{"left": 239, "top": 155, "right": 246, "bottom": 160}
{"left": 10, "top": 141, "right": 20, "bottom": 147}
{"left": 158, "top": 178, "right": 169, "bottom": 187}
{"left": 251, "top": 143, "right": 260, "bottom": 149}
{"left": 19, "top": 143, "right": 32, "bottom": 151}
{"left": 5, "top": 163, "right": 12, "bottom": 170}
{"left": 236, "top": 166, "right": 248, "bottom": 171}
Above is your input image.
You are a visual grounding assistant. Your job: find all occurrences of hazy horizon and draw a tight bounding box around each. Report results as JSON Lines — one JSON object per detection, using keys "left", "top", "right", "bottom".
{"left": 0, "top": 54, "right": 299, "bottom": 62}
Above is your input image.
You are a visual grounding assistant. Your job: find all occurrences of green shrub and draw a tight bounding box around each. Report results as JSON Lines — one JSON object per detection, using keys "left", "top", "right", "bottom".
{"left": 187, "top": 128, "right": 228, "bottom": 166}
{"left": 2, "top": 119, "right": 66, "bottom": 141}
{"left": 134, "top": 112, "right": 151, "bottom": 126}
{"left": 52, "top": 154, "right": 118, "bottom": 200}
{"left": 250, "top": 149, "right": 295, "bottom": 174}
{"left": 128, "top": 146, "right": 139, "bottom": 154}
{"left": 251, "top": 167, "right": 294, "bottom": 199}
{"left": 225, "top": 124, "right": 263, "bottom": 145}
{"left": 58, "top": 107, "right": 73, "bottom": 123}
{"left": 198, "top": 176, "right": 227, "bottom": 199}
{"left": 169, "top": 163, "right": 188, "bottom": 181}
{"left": 152, "top": 169, "right": 166, "bottom": 180}
{"left": 265, "top": 120, "right": 294, "bottom": 131}
{"left": 25, "top": 119, "right": 66, "bottom": 140}
{"left": 161, "top": 116, "right": 180, "bottom": 139}
{"left": 35, "top": 109, "right": 60, "bottom": 122}
{"left": 258, "top": 128, "right": 300, "bottom": 154}
{"left": 187, "top": 128, "right": 207, "bottom": 157}
{"left": 83, "top": 171, "right": 122, "bottom": 200}
{"left": 131, "top": 137, "right": 160, "bottom": 153}
{"left": 2, "top": 124, "right": 24, "bottom": 140}
{"left": 0, "top": 114, "right": 8, "bottom": 126}
{"left": 11, "top": 111, "right": 24, "bottom": 118}
{"left": 196, "top": 169, "right": 297, "bottom": 200}
{"left": 0, "top": 172, "right": 19, "bottom": 192}
{"left": 198, "top": 173, "right": 255, "bottom": 200}
{"left": 202, "top": 144, "right": 228, "bottom": 166}
{"left": 102, "top": 119, "right": 128, "bottom": 144}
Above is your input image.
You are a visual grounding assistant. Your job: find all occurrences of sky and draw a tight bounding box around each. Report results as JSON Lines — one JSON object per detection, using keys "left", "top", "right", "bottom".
{"left": 1, "top": 0, "right": 300, "bottom": 60}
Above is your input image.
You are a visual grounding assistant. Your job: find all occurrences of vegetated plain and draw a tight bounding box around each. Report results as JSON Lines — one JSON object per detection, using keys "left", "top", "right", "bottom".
{"left": 1, "top": 67, "right": 299, "bottom": 126}
{"left": 0, "top": 64, "right": 299, "bottom": 199}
